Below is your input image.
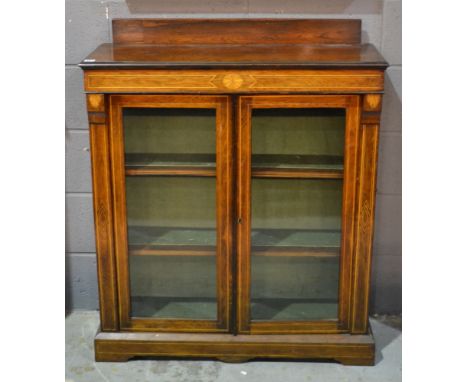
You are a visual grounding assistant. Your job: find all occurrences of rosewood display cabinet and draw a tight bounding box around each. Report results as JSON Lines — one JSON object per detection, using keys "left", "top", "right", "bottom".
{"left": 80, "top": 18, "right": 388, "bottom": 365}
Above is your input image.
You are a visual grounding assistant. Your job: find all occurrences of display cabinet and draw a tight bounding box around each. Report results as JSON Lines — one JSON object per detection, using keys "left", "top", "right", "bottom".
{"left": 80, "top": 18, "right": 388, "bottom": 365}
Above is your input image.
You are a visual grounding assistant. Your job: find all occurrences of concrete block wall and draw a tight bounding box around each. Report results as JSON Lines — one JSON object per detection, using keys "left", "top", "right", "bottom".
{"left": 65, "top": 0, "right": 402, "bottom": 313}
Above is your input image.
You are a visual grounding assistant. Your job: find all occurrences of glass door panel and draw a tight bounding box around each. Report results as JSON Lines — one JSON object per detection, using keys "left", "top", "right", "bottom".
{"left": 251, "top": 108, "right": 345, "bottom": 173}
{"left": 110, "top": 95, "right": 232, "bottom": 332}
{"left": 251, "top": 178, "right": 342, "bottom": 321}
{"left": 126, "top": 176, "right": 217, "bottom": 319}
{"left": 123, "top": 108, "right": 216, "bottom": 174}
{"left": 237, "top": 95, "right": 360, "bottom": 333}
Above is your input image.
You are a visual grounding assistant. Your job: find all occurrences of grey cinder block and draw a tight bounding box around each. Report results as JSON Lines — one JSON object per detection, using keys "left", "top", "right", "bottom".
{"left": 65, "top": 66, "right": 88, "bottom": 130}
{"left": 66, "top": 130, "right": 92, "bottom": 193}
{"left": 66, "top": 0, "right": 110, "bottom": 64}
{"left": 377, "top": 132, "right": 402, "bottom": 195}
{"left": 370, "top": 254, "right": 402, "bottom": 314}
{"left": 66, "top": 193, "right": 96, "bottom": 253}
{"left": 242, "top": 0, "right": 382, "bottom": 15}
{"left": 381, "top": 0, "right": 402, "bottom": 65}
{"left": 381, "top": 66, "right": 402, "bottom": 133}
{"left": 373, "top": 193, "right": 402, "bottom": 256}
{"left": 66, "top": 253, "right": 99, "bottom": 311}
{"left": 109, "top": 0, "right": 248, "bottom": 15}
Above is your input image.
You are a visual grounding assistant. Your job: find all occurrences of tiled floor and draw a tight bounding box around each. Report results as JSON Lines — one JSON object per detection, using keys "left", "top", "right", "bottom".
{"left": 66, "top": 311, "right": 401, "bottom": 382}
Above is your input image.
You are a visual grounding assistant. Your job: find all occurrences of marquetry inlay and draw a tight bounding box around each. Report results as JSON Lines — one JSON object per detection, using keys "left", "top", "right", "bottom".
{"left": 222, "top": 74, "right": 244, "bottom": 89}
{"left": 363, "top": 94, "right": 382, "bottom": 112}
{"left": 84, "top": 70, "right": 384, "bottom": 94}
{"left": 87, "top": 94, "right": 105, "bottom": 112}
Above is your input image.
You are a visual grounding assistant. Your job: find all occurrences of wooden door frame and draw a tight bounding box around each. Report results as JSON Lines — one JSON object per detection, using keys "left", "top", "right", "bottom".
{"left": 108, "top": 94, "right": 233, "bottom": 332}
{"left": 236, "top": 95, "right": 361, "bottom": 334}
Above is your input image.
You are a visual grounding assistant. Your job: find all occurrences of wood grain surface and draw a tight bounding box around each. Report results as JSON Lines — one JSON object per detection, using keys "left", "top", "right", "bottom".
{"left": 84, "top": 69, "right": 384, "bottom": 94}
{"left": 112, "top": 19, "right": 362, "bottom": 45}
{"left": 80, "top": 43, "right": 386, "bottom": 70}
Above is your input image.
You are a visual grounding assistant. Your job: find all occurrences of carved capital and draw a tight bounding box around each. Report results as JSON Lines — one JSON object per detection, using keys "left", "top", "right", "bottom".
{"left": 363, "top": 94, "right": 382, "bottom": 112}
{"left": 87, "top": 94, "right": 105, "bottom": 112}
{"left": 87, "top": 94, "right": 107, "bottom": 124}
{"left": 361, "top": 94, "right": 383, "bottom": 125}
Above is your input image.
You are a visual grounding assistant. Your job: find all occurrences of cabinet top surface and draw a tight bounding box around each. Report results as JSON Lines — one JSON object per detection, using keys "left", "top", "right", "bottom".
{"left": 80, "top": 43, "right": 387, "bottom": 70}
{"left": 79, "top": 19, "right": 388, "bottom": 70}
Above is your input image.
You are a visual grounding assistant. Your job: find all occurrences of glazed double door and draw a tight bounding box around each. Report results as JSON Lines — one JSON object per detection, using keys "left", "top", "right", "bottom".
{"left": 108, "top": 94, "right": 361, "bottom": 334}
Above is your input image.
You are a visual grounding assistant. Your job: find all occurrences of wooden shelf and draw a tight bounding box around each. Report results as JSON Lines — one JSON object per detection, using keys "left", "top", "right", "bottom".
{"left": 126, "top": 167, "right": 216, "bottom": 176}
{"left": 129, "top": 245, "right": 215, "bottom": 257}
{"left": 129, "top": 246, "right": 339, "bottom": 257}
{"left": 251, "top": 168, "right": 343, "bottom": 179}
{"left": 253, "top": 247, "right": 339, "bottom": 257}
{"left": 125, "top": 153, "right": 343, "bottom": 178}
{"left": 128, "top": 226, "right": 341, "bottom": 257}
{"left": 252, "top": 154, "right": 343, "bottom": 179}
{"left": 252, "top": 154, "right": 343, "bottom": 168}
{"left": 125, "top": 153, "right": 216, "bottom": 176}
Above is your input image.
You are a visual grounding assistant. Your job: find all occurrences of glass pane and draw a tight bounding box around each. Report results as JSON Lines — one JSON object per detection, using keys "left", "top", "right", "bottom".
{"left": 126, "top": 177, "right": 217, "bottom": 319}
{"left": 251, "top": 179, "right": 342, "bottom": 321}
{"left": 251, "top": 108, "right": 345, "bottom": 170}
{"left": 123, "top": 108, "right": 216, "bottom": 169}
{"left": 250, "top": 107, "right": 345, "bottom": 322}
{"left": 123, "top": 107, "right": 218, "bottom": 320}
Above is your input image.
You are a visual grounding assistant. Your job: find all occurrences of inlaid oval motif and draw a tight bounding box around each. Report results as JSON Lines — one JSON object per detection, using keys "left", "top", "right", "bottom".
{"left": 222, "top": 74, "right": 244, "bottom": 89}
{"left": 87, "top": 94, "right": 104, "bottom": 111}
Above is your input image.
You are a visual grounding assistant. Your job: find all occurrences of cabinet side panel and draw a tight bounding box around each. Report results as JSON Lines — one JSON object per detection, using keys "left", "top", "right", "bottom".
{"left": 351, "top": 95, "right": 381, "bottom": 333}
{"left": 88, "top": 94, "right": 119, "bottom": 331}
